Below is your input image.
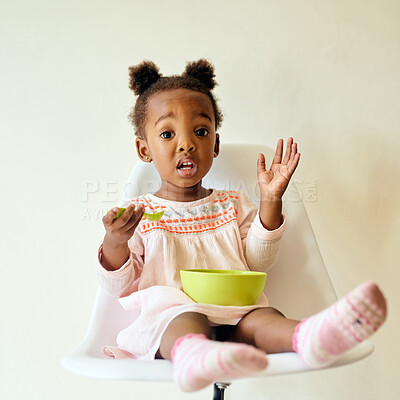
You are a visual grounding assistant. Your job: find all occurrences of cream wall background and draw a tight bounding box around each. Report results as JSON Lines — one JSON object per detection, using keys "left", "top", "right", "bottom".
{"left": 1, "top": 0, "right": 399, "bottom": 399}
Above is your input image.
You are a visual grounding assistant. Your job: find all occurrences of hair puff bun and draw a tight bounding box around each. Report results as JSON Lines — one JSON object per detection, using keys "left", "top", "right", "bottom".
{"left": 183, "top": 59, "right": 217, "bottom": 90}
{"left": 128, "top": 61, "right": 161, "bottom": 95}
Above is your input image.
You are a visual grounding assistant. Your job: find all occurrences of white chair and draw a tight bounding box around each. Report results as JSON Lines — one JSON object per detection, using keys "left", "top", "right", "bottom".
{"left": 62, "top": 143, "right": 373, "bottom": 398}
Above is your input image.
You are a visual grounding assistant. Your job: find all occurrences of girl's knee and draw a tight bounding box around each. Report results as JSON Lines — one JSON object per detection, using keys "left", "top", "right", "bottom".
{"left": 264, "top": 307, "right": 286, "bottom": 318}
{"left": 159, "top": 312, "right": 211, "bottom": 359}
{"left": 166, "top": 312, "right": 211, "bottom": 336}
{"left": 177, "top": 312, "right": 209, "bottom": 322}
{"left": 234, "top": 307, "right": 286, "bottom": 339}
{"left": 244, "top": 307, "right": 286, "bottom": 321}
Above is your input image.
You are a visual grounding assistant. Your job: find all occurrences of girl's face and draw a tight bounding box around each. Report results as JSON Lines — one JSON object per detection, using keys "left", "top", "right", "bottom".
{"left": 136, "top": 88, "right": 220, "bottom": 201}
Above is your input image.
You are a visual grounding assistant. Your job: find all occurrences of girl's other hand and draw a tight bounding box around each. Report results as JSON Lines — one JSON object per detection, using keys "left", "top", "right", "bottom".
{"left": 102, "top": 204, "right": 145, "bottom": 247}
{"left": 257, "top": 137, "right": 300, "bottom": 201}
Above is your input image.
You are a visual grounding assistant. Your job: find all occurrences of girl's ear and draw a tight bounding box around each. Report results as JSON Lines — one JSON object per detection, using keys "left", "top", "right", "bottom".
{"left": 214, "top": 133, "right": 220, "bottom": 157}
{"left": 136, "top": 137, "right": 152, "bottom": 162}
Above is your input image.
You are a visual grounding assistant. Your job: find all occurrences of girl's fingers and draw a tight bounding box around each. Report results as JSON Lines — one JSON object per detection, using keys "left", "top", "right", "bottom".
{"left": 289, "top": 142, "right": 297, "bottom": 163}
{"left": 257, "top": 153, "right": 266, "bottom": 175}
{"left": 288, "top": 153, "right": 301, "bottom": 174}
{"left": 106, "top": 204, "right": 141, "bottom": 228}
{"left": 131, "top": 204, "right": 145, "bottom": 225}
{"left": 127, "top": 210, "right": 145, "bottom": 236}
{"left": 114, "top": 204, "right": 134, "bottom": 226}
{"left": 104, "top": 207, "right": 124, "bottom": 225}
{"left": 282, "top": 137, "right": 293, "bottom": 165}
{"left": 120, "top": 204, "right": 144, "bottom": 228}
{"left": 271, "top": 139, "right": 284, "bottom": 167}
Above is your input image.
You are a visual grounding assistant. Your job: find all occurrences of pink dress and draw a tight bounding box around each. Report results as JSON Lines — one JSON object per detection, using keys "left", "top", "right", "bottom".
{"left": 96, "top": 189, "right": 286, "bottom": 360}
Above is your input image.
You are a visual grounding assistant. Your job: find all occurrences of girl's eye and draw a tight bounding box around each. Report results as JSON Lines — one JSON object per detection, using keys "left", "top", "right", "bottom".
{"left": 195, "top": 128, "right": 209, "bottom": 137}
{"left": 160, "top": 131, "right": 173, "bottom": 139}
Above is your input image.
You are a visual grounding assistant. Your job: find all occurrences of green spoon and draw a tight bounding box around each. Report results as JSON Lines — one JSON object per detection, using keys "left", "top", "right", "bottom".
{"left": 143, "top": 210, "right": 165, "bottom": 221}
{"left": 112, "top": 207, "right": 164, "bottom": 221}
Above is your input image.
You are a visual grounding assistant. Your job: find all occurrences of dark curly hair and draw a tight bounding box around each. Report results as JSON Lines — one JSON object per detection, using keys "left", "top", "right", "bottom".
{"left": 128, "top": 59, "right": 223, "bottom": 138}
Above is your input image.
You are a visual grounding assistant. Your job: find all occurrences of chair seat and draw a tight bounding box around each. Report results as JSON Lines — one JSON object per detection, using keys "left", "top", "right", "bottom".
{"left": 62, "top": 311, "right": 373, "bottom": 381}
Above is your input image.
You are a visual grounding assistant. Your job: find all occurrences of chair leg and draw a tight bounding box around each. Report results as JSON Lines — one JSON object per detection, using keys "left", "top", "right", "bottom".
{"left": 213, "top": 382, "right": 231, "bottom": 400}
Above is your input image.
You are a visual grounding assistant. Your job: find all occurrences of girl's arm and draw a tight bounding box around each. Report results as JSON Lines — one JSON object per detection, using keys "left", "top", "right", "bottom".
{"left": 259, "top": 198, "right": 283, "bottom": 231}
{"left": 239, "top": 138, "right": 300, "bottom": 272}
{"left": 96, "top": 203, "right": 145, "bottom": 297}
{"left": 96, "top": 237, "right": 144, "bottom": 298}
{"left": 101, "top": 203, "right": 145, "bottom": 270}
{"left": 243, "top": 210, "right": 286, "bottom": 272}
{"left": 237, "top": 191, "right": 286, "bottom": 273}
{"left": 101, "top": 236, "right": 131, "bottom": 271}
{"left": 257, "top": 137, "right": 300, "bottom": 229}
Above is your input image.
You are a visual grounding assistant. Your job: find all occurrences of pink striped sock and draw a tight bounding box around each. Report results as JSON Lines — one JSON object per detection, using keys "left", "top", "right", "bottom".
{"left": 292, "top": 281, "right": 387, "bottom": 368}
{"left": 171, "top": 333, "right": 268, "bottom": 392}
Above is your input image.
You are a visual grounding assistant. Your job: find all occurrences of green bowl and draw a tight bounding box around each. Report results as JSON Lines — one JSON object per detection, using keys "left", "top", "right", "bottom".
{"left": 180, "top": 269, "right": 267, "bottom": 306}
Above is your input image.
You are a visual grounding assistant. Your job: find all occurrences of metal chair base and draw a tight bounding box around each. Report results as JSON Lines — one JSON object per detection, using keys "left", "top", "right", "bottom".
{"left": 213, "top": 382, "right": 231, "bottom": 400}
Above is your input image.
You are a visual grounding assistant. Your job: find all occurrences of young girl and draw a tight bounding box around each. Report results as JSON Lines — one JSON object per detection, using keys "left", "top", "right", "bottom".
{"left": 96, "top": 59, "right": 387, "bottom": 392}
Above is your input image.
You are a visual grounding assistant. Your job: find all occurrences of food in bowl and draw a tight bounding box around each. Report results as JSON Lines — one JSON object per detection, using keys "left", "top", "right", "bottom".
{"left": 180, "top": 269, "right": 267, "bottom": 306}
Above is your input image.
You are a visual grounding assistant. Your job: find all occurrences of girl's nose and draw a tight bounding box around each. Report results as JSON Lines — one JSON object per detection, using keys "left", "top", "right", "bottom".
{"left": 179, "top": 144, "right": 195, "bottom": 152}
{"left": 178, "top": 137, "right": 196, "bottom": 152}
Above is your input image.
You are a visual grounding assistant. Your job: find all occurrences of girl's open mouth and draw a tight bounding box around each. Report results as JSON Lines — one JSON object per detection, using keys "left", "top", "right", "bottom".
{"left": 177, "top": 160, "right": 198, "bottom": 178}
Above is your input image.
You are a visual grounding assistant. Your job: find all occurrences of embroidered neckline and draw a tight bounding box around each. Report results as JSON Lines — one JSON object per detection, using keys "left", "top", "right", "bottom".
{"left": 130, "top": 190, "right": 241, "bottom": 235}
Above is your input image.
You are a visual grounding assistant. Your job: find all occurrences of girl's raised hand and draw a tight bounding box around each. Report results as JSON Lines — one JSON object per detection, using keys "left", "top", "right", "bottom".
{"left": 257, "top": 137, "right": 300, "bottom": 201}
{"left": 102, "top": 203, "right": 145, "bottom": 246}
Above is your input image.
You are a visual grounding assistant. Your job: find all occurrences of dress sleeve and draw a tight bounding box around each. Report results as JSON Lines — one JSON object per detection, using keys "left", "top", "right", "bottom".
{"left": 237, "top": 190, "right": 286, "bottom": 272}
{"left": 95, "top": 231, "right": 145, "bottom": 297}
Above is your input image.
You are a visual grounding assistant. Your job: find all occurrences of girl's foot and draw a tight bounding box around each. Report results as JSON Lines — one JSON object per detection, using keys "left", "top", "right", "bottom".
{"left": 171, "top": 333, "right": 268, "bottom": 392}
{"left": 293, "top": 281, "right": 387, "bottom": 368}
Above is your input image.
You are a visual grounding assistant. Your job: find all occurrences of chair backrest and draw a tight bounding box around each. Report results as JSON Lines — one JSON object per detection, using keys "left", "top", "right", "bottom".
{"left": 119, "top": 143, "right": 337, "bottom": 320}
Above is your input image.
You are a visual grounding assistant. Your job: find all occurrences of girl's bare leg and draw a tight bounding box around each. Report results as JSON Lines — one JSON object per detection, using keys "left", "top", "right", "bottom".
{"left": 165, "top": 312, "right": 269, "bottom": 392}
{"left": 232, "top": 282, "right": 387, "bottom": 369}
{"left": 158, "top": 312, "right": 211, "bottom": 360}
{"left": 231, "top": 307, "right": 299, "bottom": 353}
